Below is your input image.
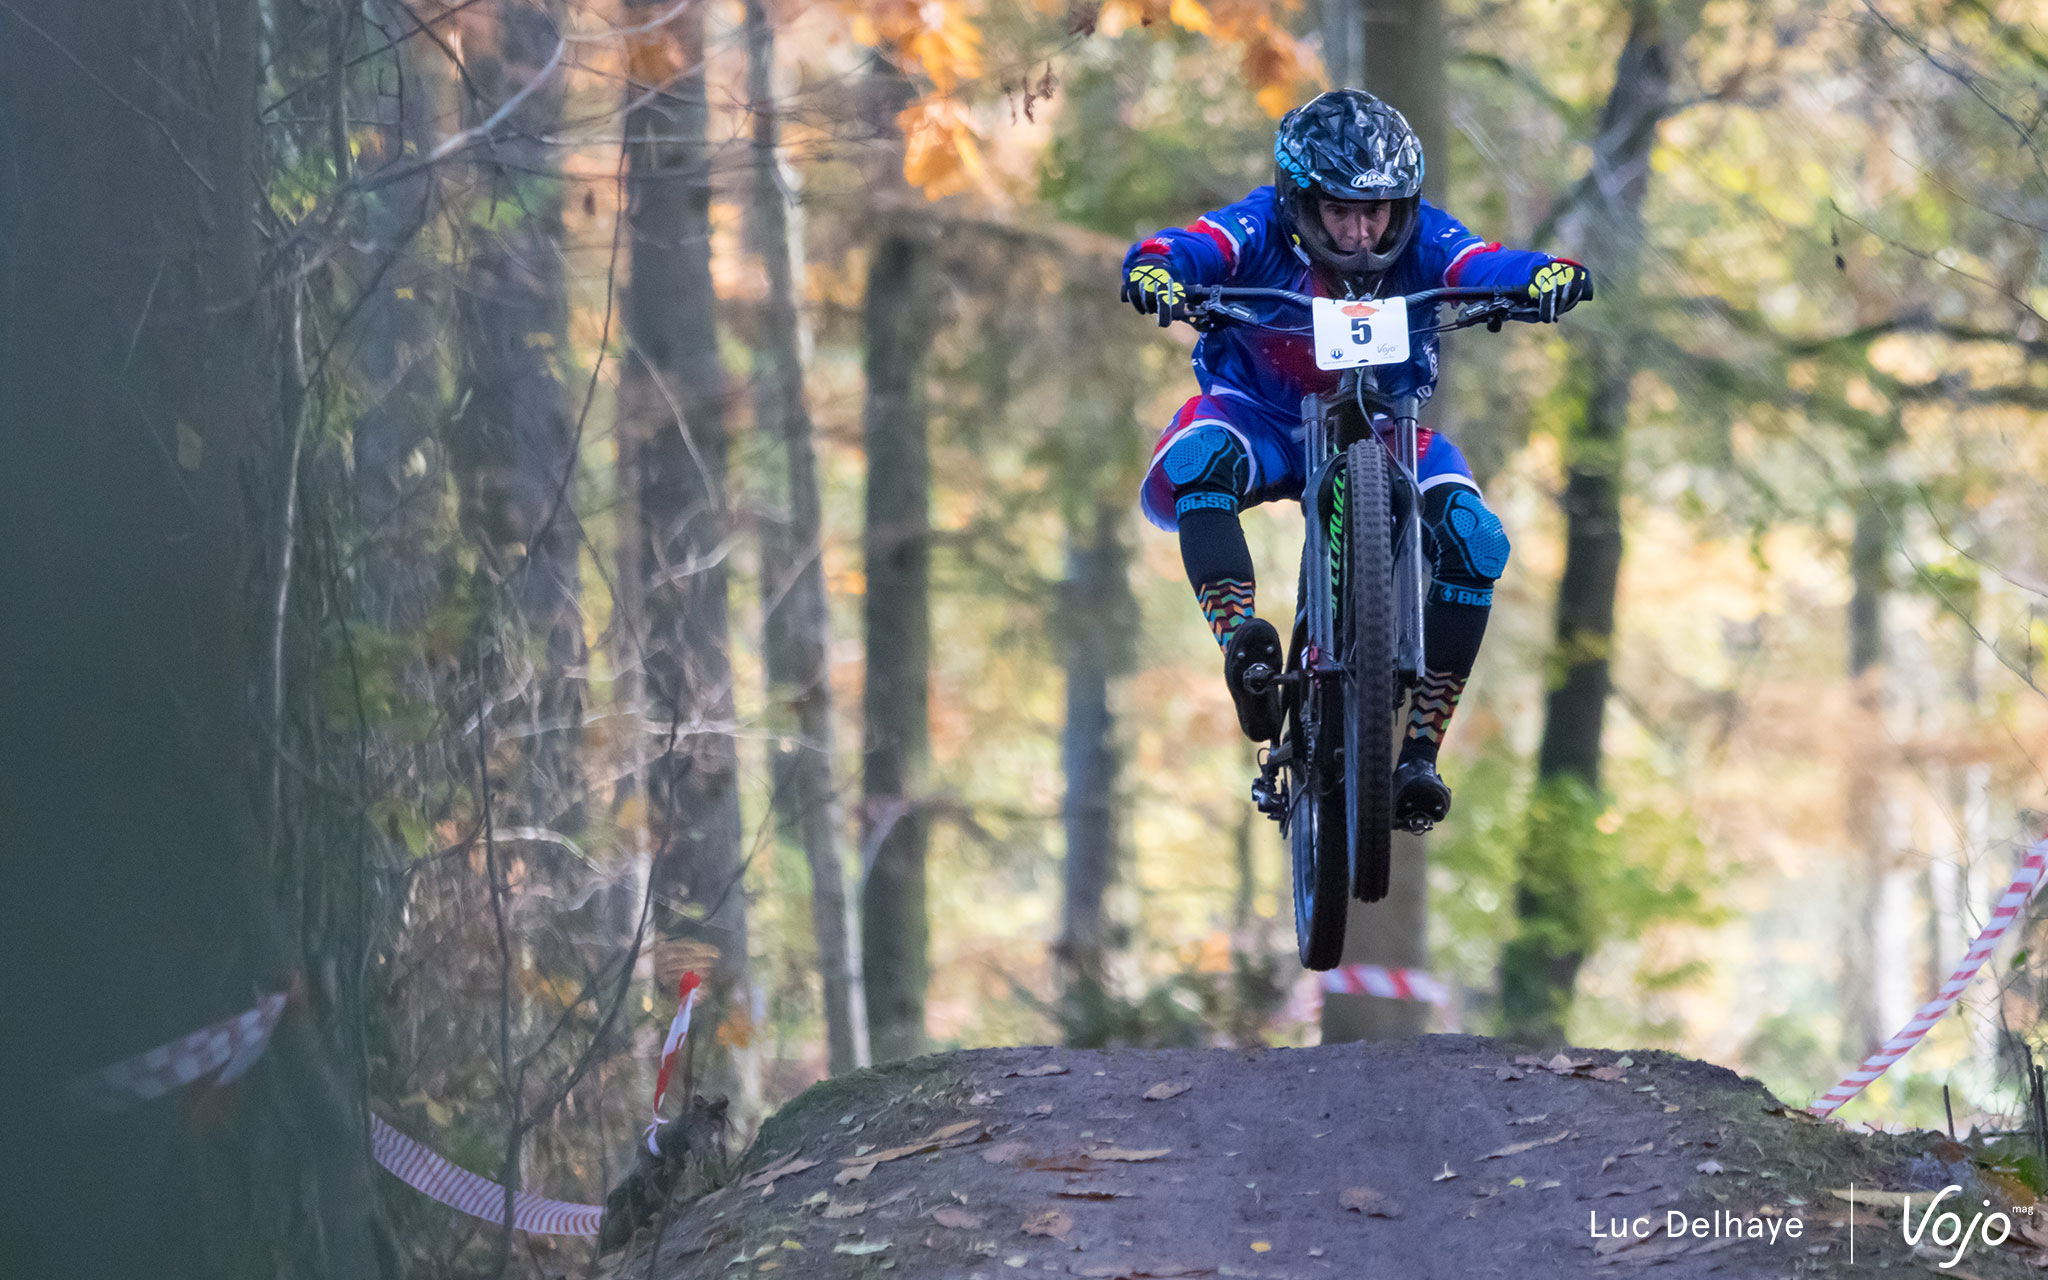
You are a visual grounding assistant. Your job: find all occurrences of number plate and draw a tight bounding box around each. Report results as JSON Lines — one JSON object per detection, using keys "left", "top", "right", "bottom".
{"left": 1311, "top": 296, "right": 1410, "bottom": 370}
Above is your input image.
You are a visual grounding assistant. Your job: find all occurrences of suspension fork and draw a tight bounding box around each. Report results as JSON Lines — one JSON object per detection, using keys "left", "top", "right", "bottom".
{"left": 1387, "top": 393, "right": 1426, "bottom": 685}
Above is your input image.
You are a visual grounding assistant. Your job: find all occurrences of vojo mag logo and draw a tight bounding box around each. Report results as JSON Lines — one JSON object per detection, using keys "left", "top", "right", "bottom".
{"left": 1900, "top": 1185, "right": 2021, "bottom": 1269}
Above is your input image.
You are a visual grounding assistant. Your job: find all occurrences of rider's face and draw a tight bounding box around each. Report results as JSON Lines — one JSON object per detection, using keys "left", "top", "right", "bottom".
{"left": 1318, "top": 198, "right": 1393, "bottom": 254}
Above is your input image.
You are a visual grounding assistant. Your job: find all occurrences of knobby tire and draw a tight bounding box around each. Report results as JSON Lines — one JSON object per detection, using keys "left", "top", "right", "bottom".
{"left": 1340, "top": 440, "right": 1395, "bottom": 902}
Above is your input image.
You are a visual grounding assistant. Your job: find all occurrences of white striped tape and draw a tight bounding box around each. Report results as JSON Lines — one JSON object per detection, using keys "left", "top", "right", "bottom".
{"left": 1811, "top": 840, "right": 2047, "bottom": 1117}
{"left": 1319, "top": 964, "right": 1451, "bottom": 1005}
{"left": 370, "top": 1113, "right": 602, "bottom": 1236}
{"left": 76, "top": 990, "right": 290, "bottom": 1108}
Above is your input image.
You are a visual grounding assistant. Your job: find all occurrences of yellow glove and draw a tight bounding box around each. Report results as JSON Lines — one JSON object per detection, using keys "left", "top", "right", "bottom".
{"left": 1527, "top": 260, "right": 1592, "bottom": 323}
{"left": 1123, "top": 260, "right": 1187, "bottom": 327}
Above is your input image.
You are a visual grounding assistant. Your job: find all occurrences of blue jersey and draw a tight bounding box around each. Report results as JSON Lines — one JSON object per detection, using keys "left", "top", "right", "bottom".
{"left": 1123, "top": 186, "right": 1557, "bottom": 417}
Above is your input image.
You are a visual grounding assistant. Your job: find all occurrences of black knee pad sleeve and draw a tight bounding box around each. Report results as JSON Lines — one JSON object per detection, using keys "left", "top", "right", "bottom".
{"left": 1424, "top": 485, "right": 1511, "bottom": 603}
{"left": 1165, "top": 424, "right": 1251, "bottom": 519}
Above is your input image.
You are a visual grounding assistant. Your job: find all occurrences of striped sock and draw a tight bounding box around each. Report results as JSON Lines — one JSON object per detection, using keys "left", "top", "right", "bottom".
{"left": 1402, "top": 667, "right": 1469, "bottom": 763}
{"left": 1196, "top": 577, "right": 1256, "bottom": 648}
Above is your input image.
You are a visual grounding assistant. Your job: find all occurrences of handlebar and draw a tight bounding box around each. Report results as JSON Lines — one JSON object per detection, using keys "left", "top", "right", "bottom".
{"left": 1178, "top": 283, "right": 1561, "bottom": 336}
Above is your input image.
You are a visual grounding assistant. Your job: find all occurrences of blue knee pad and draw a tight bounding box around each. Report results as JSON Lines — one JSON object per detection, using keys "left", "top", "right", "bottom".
{"left": 1428, "top": 485, "right": 1511, "bottom": 586}
{"left": 1165, "top": 425, "right": 1251, "bottom": 519}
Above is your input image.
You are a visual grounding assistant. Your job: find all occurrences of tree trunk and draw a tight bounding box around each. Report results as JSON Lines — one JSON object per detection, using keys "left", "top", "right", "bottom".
{"left": 1501, "top": 0, "right": 1686, "bottom": 1043}
{"left": 620, "top": 0, "right": 758, "bottom": 1112}
{"left": 0, "top": 1, "right": 386, "bottom": 1274}
{"left": 860, "top": 212, "right": 942, "bottom": 1063}
{"left": 1841, "top": 476, "right": 1907, "bottom": 1060}
{"left": 1321, "top": 0, "right": 1449, "bottom": 1047}
{"left": 1317, "top": 0, "right": 1363, "bottom": 87}
{"left": 859, "top": 56, "right": 942, "bottom": 1065}
{"left": 447, "top": 0, "right": 586, "bottom": 832}
{"left": 349, "top": 28, "right": 441, "bottom": 632}
{"left": 744, "top": 0, "right": 867, "bottom": 1074}
{"left": 1059, "top": 502, "right": 1132, "bottom": 1044}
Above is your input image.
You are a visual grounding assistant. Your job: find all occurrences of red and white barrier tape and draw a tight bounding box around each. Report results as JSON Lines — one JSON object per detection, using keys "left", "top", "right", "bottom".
{"left": 74, "top": 971, "right": 705, "bottom": 1238}
{"left": 1811, "top": 840, "right": 2048, "bottom": 1117}
{"left": 370, "top": 1113, "right": 601, "bottom": 1236}
{"left": 1320, "top": 964, "right": 1451, "bottom": 1005}
{"left": 646, "top": 972, "right": 701, "bottom": 1154}
{"left": 75, "top": 989, "right": 291, "bottom": 1108}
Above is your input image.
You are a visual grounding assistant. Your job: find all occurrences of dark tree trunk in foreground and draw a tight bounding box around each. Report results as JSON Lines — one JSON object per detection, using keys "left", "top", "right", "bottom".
{"left": 859, "top": 57, "right": 941, "bottom": 1065}
{"left": 745, "top": 0, "right": 866, "bottom": 1074}
{"left": 1323, "top": 0, "right": 1450, "bottom": 1046}
{"left": 1059, "top": 503, "right": 1133, "bottom": 1042}
{"left": 448, "top": 0, "right": 586, "bottom": 831}
{"left": 1502, "top": 0, "right": 1687, "bottom": 1043}
{"left": 621, "top": 0, "right": 756, "bottom": 1108}
{"left": 0, "top": 1, "right": 386, "bottom": 1275}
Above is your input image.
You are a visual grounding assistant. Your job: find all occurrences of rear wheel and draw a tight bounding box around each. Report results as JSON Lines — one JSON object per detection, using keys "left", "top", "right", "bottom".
{"left": 1339, "top": 441, "right": 1395, "bottom": 901}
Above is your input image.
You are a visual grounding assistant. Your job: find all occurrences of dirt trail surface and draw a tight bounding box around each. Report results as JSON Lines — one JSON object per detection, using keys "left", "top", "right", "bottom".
{"left": 603, "top": 1035, "right": 2045, "bottom": 1279}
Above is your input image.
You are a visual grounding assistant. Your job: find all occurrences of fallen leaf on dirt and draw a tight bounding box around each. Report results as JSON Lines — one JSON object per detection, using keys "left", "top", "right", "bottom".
{"left": 1615, "top": 1056, "right": 1635, "bottom": 1069}
{"left": 1600, "top": 1142, "right": 1655, "bottom": 1173}
{"left": 874, "top": 1187, "right": 915, "bottom": 1209}
{"left": 742, "top": 1155, "right": 821, "bottom": 1190}
{"left": 1507, "top": 1113, "right": 1551, "bottom": 1126}
{"left": 834, "top": 1163, "right": 874, "bottom": 1186}
{"left": 1484, "top": 1128, "right": 1572, "bottom": 1159}
{"left": 1825, "top": 1188, "right": 1909, "bottom": 1208}
{"left": 1579, "top": 1181, "right": 1661, "bottom": 1199}
{"left": 1588, "top": 1066, "right": 1627, "bottom": 1082}
{"left": 839, "top": 1137, "right": 940, "bottom": 1166}
{"left": 1055, "top": 1188, "right": 1131, "bottom": 1200}
{"left": 1144, "top": 1080, "right": 1192, "bottom": 1102}
{"left": 1006, "top": 1063, "right": 1070, "bottom": 1078}
{"left": 1307, "top": 1246, "right": 1324, "bottom": 1257}
{"left": 802, "top": 1190, "right": 828, "bottom": 1207}
{"left": 1024, "top": 1153, "right": 1109, "bottom": 1172}
{"left": 1593, "top": 1219, "right": 1675, "bottom": 1259}
{"left": 822, "top": 1198, "right": 868, "bottom": 1219}
{"left": 1249, "top": 1240, "right": 1271, "bottom": 1252}
{"left": 1339, "top": 1185, "right": 1402, "bottom": 1217}
{"left": 1023, "top": 1210, "right": 1073, "bottom": 1241}
{"left": 1547, "top": 1053, "right": 1595, "bottom": 1073}
{"left": 931, "top": 1207, "right": 982, "bottom": 1229}
{"left": 831, "top": 1239, "right": 890, "bottom": 1256}
{"left": 1433, "top": 1164, "right": 1458, "bottom": 1182}
{"left": 981, "top": 1141, "right": 1029, "bottom": 1165}
{"left": 928, "top": 1121, "right": 980, "bottom": 1142}
{"left": 1696, "top": 1160, "right": 1723, "bottom": 1175}
{"left": 967, "top": 1091, "right": 1001, "bottom": 1106}
{"left": 1031, "top": 1104, "right": 1054, "bottom": 1118}
{"left": 1495, "top": 1066, "right": 1526, "bottom": 1081}
{"left": 1073, "top": 1265, "right": 1214, "bottom": 1279}
{"left": 1090, "top": 1146, "right": 1170, "bottom": 1162}
{"left": 1514, "top": 1054, "right": 1548, "bottom": 1068}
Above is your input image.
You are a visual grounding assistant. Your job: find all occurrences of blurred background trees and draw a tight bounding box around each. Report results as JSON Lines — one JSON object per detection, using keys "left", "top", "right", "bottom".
{"left": 5, "top": 0, "right": 2048, "bottom": 1273}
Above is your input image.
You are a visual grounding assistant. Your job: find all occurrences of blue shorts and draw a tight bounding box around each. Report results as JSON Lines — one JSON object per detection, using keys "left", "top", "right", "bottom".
{"left": 1139, "top": 390, "right": 1478, "bottom": 531}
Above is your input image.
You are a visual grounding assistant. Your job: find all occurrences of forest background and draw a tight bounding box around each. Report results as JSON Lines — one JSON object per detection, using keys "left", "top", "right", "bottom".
{"left": 1, "top": 0, "right": 2045, "bottom": 1274}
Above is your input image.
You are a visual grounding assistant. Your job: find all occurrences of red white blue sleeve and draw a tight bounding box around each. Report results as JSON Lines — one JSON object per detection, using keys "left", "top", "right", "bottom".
{"left": 1414, "top": 200, "right": 1559, "bottom": 289}
{"left": 1121, "top": 188, "right": 1275, "bottom": 285}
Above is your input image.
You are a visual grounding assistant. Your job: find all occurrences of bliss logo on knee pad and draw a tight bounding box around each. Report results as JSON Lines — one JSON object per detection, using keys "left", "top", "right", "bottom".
{"left": 1429, "top": 582, "right": 1493, "bottom": 608}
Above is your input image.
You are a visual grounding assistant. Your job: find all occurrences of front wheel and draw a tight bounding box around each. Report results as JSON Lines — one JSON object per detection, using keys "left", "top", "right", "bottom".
{"left": 1286, "top": 607, "right": 1349, "bottom": 970}
{"left": 1339, "top": 441, "right": 1395, "bottom": 901}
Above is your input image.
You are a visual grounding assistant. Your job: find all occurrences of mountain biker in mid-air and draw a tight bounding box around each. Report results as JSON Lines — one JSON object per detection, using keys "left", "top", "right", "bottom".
{"left": 1121, "top": 88, "right": 1591, "bottom": 830}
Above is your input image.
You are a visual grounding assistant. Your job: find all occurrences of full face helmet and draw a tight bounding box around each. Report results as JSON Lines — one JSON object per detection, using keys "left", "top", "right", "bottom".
{"left": 1273, "top": 89, "right": 1425, "bottom": 284}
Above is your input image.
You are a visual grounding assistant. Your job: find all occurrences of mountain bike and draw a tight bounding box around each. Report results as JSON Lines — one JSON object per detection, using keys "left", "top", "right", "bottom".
{"left": 1180, "top": 283, "right": 1552, "bottom": 969}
